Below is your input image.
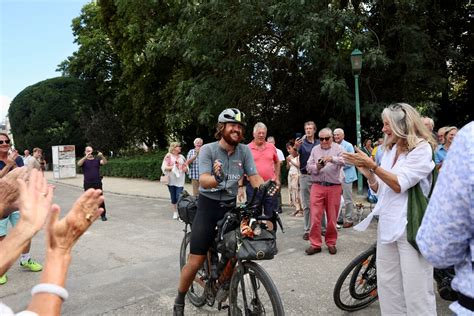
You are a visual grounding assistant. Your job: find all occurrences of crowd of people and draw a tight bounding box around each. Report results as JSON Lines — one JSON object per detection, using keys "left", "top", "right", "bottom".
{"left": 1, "top": 101, "right": 471, "bottom": 315}
{"left": 166, "top": 106, "right": 471, "bottom": 316}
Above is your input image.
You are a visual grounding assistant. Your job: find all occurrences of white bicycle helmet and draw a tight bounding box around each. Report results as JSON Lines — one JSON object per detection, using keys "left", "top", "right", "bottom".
{"left": 218, "top": 108, "right": 246, "bottom": 126}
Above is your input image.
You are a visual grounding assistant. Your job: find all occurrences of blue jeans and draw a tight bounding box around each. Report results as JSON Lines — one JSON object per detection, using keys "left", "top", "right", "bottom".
{"left": 168, "top": 185, "right": 184, "bottom": 204}
{"left": 245, "top": 184, "right": 278, "bottom": 219}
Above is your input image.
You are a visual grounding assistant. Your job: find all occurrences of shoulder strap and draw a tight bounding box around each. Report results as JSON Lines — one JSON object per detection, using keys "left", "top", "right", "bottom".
{"left": 428, "top": 148, "right": 438, "bottom": 198}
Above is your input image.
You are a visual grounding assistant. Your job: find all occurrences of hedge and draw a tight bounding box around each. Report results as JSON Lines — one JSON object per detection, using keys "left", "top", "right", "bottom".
{"left": 76, "top": 151, "right": 167, "bottom": 181}
{"left": 77, "top": 150, "right": 289, "bottom": 185}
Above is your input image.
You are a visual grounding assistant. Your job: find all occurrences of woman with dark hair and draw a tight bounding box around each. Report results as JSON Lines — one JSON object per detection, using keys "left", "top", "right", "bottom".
{"left": 343, "top": 103, "right": 437, "bottom": 315}
{"left": 361, "top": 139, "right": 373, "bottom": 157}
{"left": 286, "top": 140, "right": 302, "bottom": 216}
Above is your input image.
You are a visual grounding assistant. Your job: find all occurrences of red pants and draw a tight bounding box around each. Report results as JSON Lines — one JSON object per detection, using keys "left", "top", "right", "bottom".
{"left": 309, "top": 183, "right": 342, "bottom": 248}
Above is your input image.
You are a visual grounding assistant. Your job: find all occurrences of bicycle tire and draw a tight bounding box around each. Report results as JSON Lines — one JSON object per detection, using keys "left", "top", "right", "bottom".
{"left": 333, "top": 245, "right": 378, "bottom": 312}
{"left": 229, "top": 261, "right": 284, "bottom": 315}
{"left": 179, "top": 232, "right": 207, "bottom": 307}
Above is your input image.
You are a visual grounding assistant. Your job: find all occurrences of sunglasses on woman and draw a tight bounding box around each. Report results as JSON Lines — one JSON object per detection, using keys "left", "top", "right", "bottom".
{"left": 0, "top": 140, "right": 11, "bottom": 145}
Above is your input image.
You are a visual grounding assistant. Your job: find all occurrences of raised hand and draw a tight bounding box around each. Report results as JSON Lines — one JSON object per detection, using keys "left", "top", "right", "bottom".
{"left": 0, "top": 178, "right": 20, "bottom": 217}
{"left": 16, "top": 169, "right": 54, "bottom": 235}
{"left": 45, "top": 189, "right": 104, "bottom": 255}
{"left": 4, "top": 166, "right": 29, "bottom": 182}
{"left": 343, "top": 146, "right": 375, "bottom": 169}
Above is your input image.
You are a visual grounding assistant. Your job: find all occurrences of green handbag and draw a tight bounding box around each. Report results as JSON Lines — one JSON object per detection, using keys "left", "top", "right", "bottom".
{"left": 406, "top": 151, "right": 437, "bottom": 251}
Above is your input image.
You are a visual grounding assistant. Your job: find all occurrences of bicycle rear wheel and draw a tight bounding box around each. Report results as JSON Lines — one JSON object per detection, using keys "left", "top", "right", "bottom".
{"left": 179, "top": 231, "right": 208, "bottom": 307}
{"left": 229, "top": 261, "right": 284, "bottom": 315}
{"left": 333, "top": 244, "right": 378, "bottom": 312}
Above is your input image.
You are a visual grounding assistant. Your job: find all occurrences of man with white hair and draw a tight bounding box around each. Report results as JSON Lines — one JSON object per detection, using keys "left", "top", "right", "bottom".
{"left": 186, "top": 138, "right": 204, "bottom": 196}
{"left": 305, "top": 128, "right": 345, "bottom": 255}
{"left": 245, "top": 123, "right": 280, "bottom": 218}
{"left": 333, "top": 128, "right": 357, "bottom": 228}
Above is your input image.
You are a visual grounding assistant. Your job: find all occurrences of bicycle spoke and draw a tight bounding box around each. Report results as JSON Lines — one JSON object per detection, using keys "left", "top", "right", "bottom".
{"left": 231, "top": 263, "right": 283, "bottom": 315}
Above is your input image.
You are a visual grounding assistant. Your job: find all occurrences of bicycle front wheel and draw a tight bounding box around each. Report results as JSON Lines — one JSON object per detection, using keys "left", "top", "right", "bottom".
{"left": 333, "top": 244, "right": 378, "bottom": 312}
{"left": 229, "top": 261, "right": 284, "bottom": 315}
{"left": 179, "top": 231, "right": 207, "bottom": 307}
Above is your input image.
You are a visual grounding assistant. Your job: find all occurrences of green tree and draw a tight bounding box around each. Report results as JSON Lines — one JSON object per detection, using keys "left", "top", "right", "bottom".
{"left": 57, "top": 2, "right": 125, "bottom": 152}
{"left": 8, "top": 77, "right": 94, "bottom": 158}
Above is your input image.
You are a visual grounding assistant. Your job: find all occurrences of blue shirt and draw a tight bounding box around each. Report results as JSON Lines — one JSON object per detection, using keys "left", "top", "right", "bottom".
{"left": 0, "top": 156, "right": 24, "bottom": 171}
{"left": 186, "top": 148, "right": 200, "bottom": 180}
{"left": 435, "top": 144, "right": 448, "bottom": 166}
{"left": 338, "top": 140, "right": 357, "bottom": 183}
{"left": 417, "top": 122, "right": 474, "bottom": 315}
{"left": 298, "top": 138, "right": 319, "bottom": 174}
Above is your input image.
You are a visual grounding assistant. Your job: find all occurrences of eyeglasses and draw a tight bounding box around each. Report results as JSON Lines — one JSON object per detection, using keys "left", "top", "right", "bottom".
{"left": 0, "top": 140, "right": 11, "bottom": 145}
{"left": 319, "top": 137, "right": 331, "bottom": 142}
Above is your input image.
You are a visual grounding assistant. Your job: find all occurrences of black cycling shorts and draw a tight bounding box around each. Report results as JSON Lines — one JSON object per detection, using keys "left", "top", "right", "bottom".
{"left": 190, "top": 194, "right": 234, "bottom": 255}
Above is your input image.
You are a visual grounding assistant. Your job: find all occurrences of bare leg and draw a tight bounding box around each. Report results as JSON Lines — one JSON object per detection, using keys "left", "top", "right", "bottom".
{"left": 178, "top": 254, "right": 207, "bottom": 293}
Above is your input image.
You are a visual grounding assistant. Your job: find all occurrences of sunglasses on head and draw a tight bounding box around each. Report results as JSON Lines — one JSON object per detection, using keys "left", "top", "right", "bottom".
{"left": 319, "top": 137, "right": 331, "bottom": 142}
{"left": 0, "top": 140, "right": 11, "bottom": 145}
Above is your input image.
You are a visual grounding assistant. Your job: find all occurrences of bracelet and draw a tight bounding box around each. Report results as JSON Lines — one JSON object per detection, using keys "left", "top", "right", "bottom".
{"left": 31, "top": 283, "right": 69, "bottom": 301}
{"left": 369, "top": 165, "right": 378, "bottom": 174}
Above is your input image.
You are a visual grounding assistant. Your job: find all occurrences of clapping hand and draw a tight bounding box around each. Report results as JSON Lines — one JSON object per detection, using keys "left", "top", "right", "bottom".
{"left": 342, "top": 146, "right": 377, "bottom": 178}
{"left": 46, "top": 189, "right": 104, "bottom": 256}
{"left": 16, "top": 169, "right": 54, "bottom": 236}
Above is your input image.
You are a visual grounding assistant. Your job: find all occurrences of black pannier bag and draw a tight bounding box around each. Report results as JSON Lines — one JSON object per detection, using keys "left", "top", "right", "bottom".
{"left": 237, "top": 229, "right": 277, "bottom": 261}
{"left": 177, "top": 191, "right": 198, "bottom": 225}
{"left": 216, "top": 212, "right": 240, "bottom": 258}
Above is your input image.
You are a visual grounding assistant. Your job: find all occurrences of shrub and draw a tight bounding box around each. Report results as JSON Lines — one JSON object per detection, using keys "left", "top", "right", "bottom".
{"left": 77, "top": 150, "right": 168, "bottom": 181}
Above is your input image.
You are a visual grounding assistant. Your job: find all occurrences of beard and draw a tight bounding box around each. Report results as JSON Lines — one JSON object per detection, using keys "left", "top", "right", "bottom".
{"left": 222, "top": 129, "right": 243, "bottom": 146}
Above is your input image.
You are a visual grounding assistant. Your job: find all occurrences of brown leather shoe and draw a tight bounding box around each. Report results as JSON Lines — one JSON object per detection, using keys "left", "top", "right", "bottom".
{"left": 328, "top": 246, "right": 337, "bottom": 255}
{"left": 305, "top": 246, "right": 322, "bottom": 255}
{"left": 303, "top": 232, "right": 309, "bottom": 240}
{"left": 343, "top": 222, "right": 353, "bottom": 228}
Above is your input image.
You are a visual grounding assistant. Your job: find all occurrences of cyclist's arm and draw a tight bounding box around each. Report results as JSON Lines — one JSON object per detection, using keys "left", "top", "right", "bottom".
{"left": 247, "top": 174, "right": 264, "bottom": 188}
{"left": 199, "top": 173, "right": 220, "bottom": 189}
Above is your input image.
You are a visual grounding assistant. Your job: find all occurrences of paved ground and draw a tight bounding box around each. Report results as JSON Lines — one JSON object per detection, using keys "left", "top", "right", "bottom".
{"left": 0, "top": 172, "right": 451, "bottom": 315}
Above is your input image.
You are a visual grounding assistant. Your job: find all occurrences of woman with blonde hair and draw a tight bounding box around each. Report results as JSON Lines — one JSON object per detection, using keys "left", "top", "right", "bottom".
{"left": 343, "top": 103, "right": 437, "bottom": 315}
{"left": 161, "top": 142, "right": 188, "bottom": 220}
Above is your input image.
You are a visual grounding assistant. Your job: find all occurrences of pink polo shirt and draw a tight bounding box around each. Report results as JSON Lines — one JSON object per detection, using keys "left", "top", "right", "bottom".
{"left": 248, "top": 141, "right": 278, "bottom": 181}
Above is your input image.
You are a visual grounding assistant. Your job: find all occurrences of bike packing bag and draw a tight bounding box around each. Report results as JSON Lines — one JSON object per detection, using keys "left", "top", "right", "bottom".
{"left": 216, "top": 212, "right": 240, "bottom": 258}
{"left": 217, "top": 229, "right": 239, "bottom": 258}
{"left": 237, "top": 229, "right": 277, "bottom": 261}
{"left": 177, "top": 191, "right": 198, "bottom": 225}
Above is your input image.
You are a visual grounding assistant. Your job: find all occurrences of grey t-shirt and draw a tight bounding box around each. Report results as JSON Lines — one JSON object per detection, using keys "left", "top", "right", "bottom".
{"left": 199, "top": 141, "right": 257, "bottom": 200}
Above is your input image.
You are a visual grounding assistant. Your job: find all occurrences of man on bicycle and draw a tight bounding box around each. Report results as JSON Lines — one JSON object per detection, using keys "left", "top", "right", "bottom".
{"left": 173, "top": 108, "right": 264, "bottom": 315}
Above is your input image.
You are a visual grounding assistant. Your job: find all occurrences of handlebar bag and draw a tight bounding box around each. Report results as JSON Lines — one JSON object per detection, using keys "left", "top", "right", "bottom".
{"left": 237, "top": 229, "right": 277, "bottom": 260}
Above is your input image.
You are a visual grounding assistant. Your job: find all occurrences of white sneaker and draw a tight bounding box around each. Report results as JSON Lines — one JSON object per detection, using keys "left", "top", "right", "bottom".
{"left": 173, "top": 212, "right": 178, "bottom": 220}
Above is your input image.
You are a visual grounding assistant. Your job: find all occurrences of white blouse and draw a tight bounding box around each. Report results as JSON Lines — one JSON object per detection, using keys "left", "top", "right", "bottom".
{"left": 288, "top": 156, "right": 300, "bottom": 175}
{"left": 354, "top": 142, "right": 434, "bottom": 244}
{"left": 161, "top": 153, "right": 186, "bottom": 187}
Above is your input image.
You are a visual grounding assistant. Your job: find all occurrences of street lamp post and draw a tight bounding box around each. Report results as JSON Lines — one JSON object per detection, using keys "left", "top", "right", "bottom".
{"left": 350, "top": 49, "right": 363, "bottom": 195}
